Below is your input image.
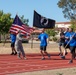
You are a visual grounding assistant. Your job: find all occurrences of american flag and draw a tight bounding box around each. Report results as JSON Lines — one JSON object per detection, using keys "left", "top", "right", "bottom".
{"left": 9, "top": 15, "right": 34, "bottom": 35}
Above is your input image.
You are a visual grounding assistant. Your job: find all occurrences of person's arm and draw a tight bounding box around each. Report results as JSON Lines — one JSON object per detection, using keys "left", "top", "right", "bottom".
{"left": 47, "top": 38, "right": 49, "bottom": 44}
{"left": 46, "top": 34, "right": 49, "bottom": 44}
{"left": 32, "top": 34, "right": 40, "bottom": 40}
{"left": 65, "top": 37, "right": 70, "bottom": 40}
{"left": 23, "top": 35, "right": 30, "bottom": 40}
{"left": 32, "top": 37, "right": 38, "bottom": 40}
{"left": 17, "top": 34, "right": 22, "bottom": 40}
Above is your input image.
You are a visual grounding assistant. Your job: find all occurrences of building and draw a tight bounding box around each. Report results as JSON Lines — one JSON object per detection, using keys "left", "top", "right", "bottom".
{"left": 55, "top": 22, "right": 71, "bottom": 28}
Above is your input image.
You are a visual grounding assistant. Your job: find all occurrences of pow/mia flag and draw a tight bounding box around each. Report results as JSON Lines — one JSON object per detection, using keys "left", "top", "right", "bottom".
{"left": 33, "top": 10, "right": 55, "bottom": 28}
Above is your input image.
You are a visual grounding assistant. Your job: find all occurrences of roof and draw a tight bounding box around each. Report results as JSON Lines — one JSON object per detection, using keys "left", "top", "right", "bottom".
{"left": 56, "top": 22, "right": 71, "bottom": 24}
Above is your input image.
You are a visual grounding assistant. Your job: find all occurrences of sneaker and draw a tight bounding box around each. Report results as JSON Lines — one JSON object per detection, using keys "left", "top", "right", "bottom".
{"left": 24, "top": 57, "right": 27, "bottom": 60}
{"left": 61, "top": 56, "right": 65, "bottom": 59}
{"left": 41, "top": 57, "right": 45, "bottom": 60}
{"left": 68, "top": 60, "right": 73, "bottom": 64}
{"left": 10, "top": 52, "right": 14, "bottom": 55}
{"left": 48, "top": 54, "right": 51, "bottom": 59}
{"left": 18, "top": 56, "right": 22, "bottom": 59}
{"left": 14, "top": 52, "right": 17, "bottom": 55}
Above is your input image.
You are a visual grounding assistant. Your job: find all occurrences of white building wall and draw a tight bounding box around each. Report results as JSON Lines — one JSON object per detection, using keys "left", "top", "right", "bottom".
{"left": 55, "top": 22, "right": 71, "bottom": 28}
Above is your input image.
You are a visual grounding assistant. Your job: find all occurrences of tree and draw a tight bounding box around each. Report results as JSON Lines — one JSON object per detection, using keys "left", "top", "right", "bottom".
{"left": 19, "top": 15, "right": 29, "bottom": 26}
{"left": 57, "top": 0, "right": 76, "bottom": 30}
{"left": 0, "top": 10, "right": 13, "bottom": 42}
{"left": 57, "top": 0, "right": 76, "bottom": 20}
{"left": 0, "top": 13, "right": 13, "bottom": 34}
{"left": 46, "top": 29, "right": 57, "bottom": 37}
{"left": 46, "top": 29, "right": 58, "bottom": 41}
{"left": 70, "top": 20, "right": 76, "bottom": 31}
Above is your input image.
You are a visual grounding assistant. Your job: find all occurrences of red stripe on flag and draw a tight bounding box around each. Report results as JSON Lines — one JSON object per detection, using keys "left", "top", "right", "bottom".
{"left": 9, "top": 24, "right": 30, "bottom": 35}
{"left": 22, "top": 25, "right": 34, "bottom": 33}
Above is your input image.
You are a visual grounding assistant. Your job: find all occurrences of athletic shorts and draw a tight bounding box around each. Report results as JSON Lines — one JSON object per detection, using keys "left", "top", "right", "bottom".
{"left": 40, "top": 46, "right": 46, "bottom": 51}
{"left": 70, "top": 46, "right": 75, "bottom": 54}
{"left": 59, "top": 42, "right": 65, "bottom": 47}
{"left": 11, "top": 42, "right": 15, "bottom": 47}
{"left": 64, "top": 43, "right": 70, "bottom": 49}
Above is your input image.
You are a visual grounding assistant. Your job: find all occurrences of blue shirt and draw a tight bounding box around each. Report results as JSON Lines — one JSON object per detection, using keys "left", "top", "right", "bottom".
{"left": 38, "top": 33, "right": 48, "bottom": 46}
{"left": 65, "top": 32, "right": 70, "bottom": 44}
{"left": 69, "top": 32, "right": 76, "bottom": 46}
{"left": 10, "top": 34, "right": 16, "bottom": 43}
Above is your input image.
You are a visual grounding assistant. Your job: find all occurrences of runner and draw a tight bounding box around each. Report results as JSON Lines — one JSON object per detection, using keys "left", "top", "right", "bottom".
{"left": 34, "top": 28, "right": 50, "bottom": 60}
{"left": 61, "top": 28, "right": 69, "bottom": 59}
{"left": 15, "top": 30, "right": 29, "bottom": 59}
{"left": 10, "top": 32, "right": 17, "bottom": 55}
{"left": 69, "top": 28, "right": 76, "bottom": 63}
{"left": 65, "top": 28, "right": 76, "bottom": 63}
{"left": 58, "top": 28, "right": 65, "bottom": 56}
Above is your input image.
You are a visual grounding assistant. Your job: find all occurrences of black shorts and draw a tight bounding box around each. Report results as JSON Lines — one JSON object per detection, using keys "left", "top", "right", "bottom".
{"left": 40, "top": 46, "right": 46, "bottom": 51}
{"left": 59, "top": 42, "right": 65, "bottom": 47}
{"left": 70, "top": 46, "right": 75, "bottom": 54}
{"left": 64, "top": 43, "right": 70, "bottom": 49}
{"left": 11, "top": 42, "right": 15, "bottom": 47}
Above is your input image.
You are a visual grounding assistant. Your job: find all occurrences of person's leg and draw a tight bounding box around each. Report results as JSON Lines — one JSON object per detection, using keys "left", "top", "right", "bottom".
{"left": 61, "top": 49, "right": 66, "bottom": 59}
{"left": 44, "top": 51, "right": 50, "bottom": 59}
{"left": 63, "top": 49, "right": 67, "bottom": 56}
{"left": 63, "top": 49, "right": 67, "bottom": 55}
{"left": 61, "top": 43, "right": 68, "bottom": 59}
{"left": 10, "top": 43, "right": 14, "bottom": 55}
{"left": 63, "top": 43, "right": 68, "bottom": 55}
{"left": 15, "top": 45, "right": 21, "bottom": 59}
{"left": 12, "top": 47, "right": 17, "bottom": 55}
{"left": 69, "top": 46, "right": 75, "bottom": 63}
{"left": 13, "top": 43, "right": 17, "bottom": 55}
{"left": 73, "top": 49, "right": 75, "bottom": 59}
{"left": 21, "top": 49, "right": 25, "bottom": 57}
{"left": 44, "top": 46, "right": 50, "bottom": 59}
{"left": 72, "top": 50, "right": 75, "bottom": 59}
{"left": 74, "top": 47, "right": 76, "bottom": 59}
{"left": 59, "top": 42, "right": 63, "bottom": 56}
{"left": 40, "top": 46, "right": 45, "bottom": 60}
{"left": 64, "top": 43, "right": 68, "bottom": 55}
{"left": 20, "top": 46, "right": 27, "bottom": 59}
{"left": 41, "top": 51, "right": 45, "bottom": 58}
{"left": 69, "top": 52, "right": 74, "bottom": 63}
{"left": 17, "top": 50, "right": 21, "bottom": 59}
{"left": 11, "top": 43, "right": 17, "bottom": 55}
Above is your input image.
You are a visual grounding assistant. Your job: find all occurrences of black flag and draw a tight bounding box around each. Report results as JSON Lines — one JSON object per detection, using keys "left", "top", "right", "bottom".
{"left": 33, "top": 10, "right": 55, "bottom": 28}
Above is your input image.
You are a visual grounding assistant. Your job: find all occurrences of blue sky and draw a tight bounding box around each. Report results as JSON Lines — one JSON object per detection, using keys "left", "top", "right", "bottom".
{"left": 0, "top": 0, "right": 69, "bottom": 27}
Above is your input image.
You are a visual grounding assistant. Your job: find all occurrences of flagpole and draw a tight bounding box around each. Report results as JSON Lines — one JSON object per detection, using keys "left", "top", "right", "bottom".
{"left": 31, "top": 33, "right": 33, "bottom": 48}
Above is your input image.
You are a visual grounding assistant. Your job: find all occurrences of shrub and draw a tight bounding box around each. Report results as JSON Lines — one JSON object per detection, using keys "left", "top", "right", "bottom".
{"left": 52, "top": 37, "right": 57, "bottom": 41}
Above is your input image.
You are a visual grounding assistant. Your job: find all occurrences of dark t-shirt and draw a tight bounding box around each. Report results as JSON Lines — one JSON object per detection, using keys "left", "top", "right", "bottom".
{"left": 60, "top": 32, "right": 65, "bottom": 43}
